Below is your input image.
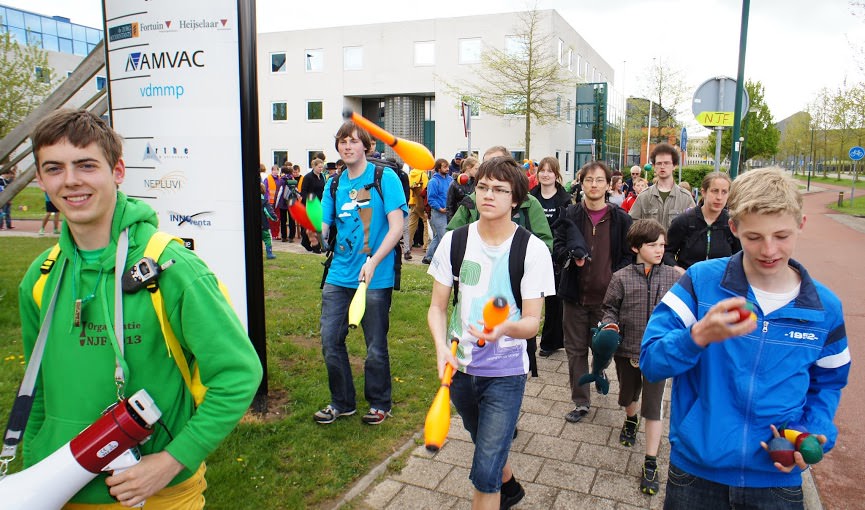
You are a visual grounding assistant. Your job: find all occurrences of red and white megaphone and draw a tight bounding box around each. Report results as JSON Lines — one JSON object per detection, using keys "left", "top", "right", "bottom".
{"left": 0, "top": 389, "right": 161, "bottom": 509}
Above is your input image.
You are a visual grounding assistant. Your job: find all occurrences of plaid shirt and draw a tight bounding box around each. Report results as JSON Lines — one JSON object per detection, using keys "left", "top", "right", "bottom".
{"left": 601, "top": 263, "right": 681, "bottom": 358}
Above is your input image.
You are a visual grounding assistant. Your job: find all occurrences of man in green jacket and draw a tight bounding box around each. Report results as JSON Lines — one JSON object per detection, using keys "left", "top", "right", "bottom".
{"left": 446, "top": 146, "right": 553, "bottom": 252}
{"left": 19, "top": 109, "right": 262, "bottom": 508}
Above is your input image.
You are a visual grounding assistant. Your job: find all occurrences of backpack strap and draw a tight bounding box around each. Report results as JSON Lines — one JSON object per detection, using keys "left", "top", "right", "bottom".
{"left": 509, "top": 226, "right": 531, "bottom": 312}
{"left": 449, "top": 225, "right": 470, "bottom": 307}
{"left": 144, "top": 232, "right": 207, "bottom": 406}
{"left": 33, "top": 244, "right": 62, "bottom": 308}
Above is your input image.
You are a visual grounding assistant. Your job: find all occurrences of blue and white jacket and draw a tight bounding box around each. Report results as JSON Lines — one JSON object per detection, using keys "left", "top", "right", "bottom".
{"left": 641, "top": 253, "right": 850, "bottom": 488}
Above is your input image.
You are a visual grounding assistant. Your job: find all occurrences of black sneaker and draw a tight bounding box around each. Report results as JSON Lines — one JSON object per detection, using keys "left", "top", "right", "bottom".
{"left": 619, "top": 416, "right": 639, "bottom": 447}
{"left": 640, "top": 461, "right": 659, "bottom": 495}
{"left": 565, "top": 405, "right": 589, "bottom": 423}
{"left": 421, "top": 257, "right": 432, "bottom": 265}
{"left": 500, "top": 479, "right": 525, "bottom": 510}
{"left": 313, "top": 405, "right": 356, "bottom": 424}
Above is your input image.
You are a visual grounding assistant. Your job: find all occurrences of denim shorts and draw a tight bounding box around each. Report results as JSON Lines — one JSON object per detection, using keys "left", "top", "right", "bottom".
{"left": 450, "top": 371, "right": 526, "bottom": 493}
{"left": 664, "top": 463, "right": 804, "bottom": 510}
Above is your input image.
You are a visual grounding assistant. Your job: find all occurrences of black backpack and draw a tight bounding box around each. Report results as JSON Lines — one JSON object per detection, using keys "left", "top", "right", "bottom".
{"left": 321, "top": 163, "right": 403, "bottom": 290}
{"left": 449, "top": 224, "right": 539, "bottom": 376}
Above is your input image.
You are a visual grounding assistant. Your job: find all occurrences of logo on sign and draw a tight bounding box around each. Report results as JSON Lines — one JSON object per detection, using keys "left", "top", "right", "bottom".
{"left": 144, "top": 172, "right": 186, "bottom": 193}
{"left": 138, "top": 20, "right": 167, "bottom": 32}
{"left": 108, "top": 23, "right": 140, "bottom": 41}
{"left": 169, "top": 211, "right": 214, "bottom": 227}
{"left": 143, "top": 142, "right": 191, "bottom": 164}
{"left": 125, "top": 50, "right": 205, "bottom": 72}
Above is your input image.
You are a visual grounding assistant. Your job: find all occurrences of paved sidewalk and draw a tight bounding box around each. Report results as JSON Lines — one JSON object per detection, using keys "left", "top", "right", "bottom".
{"left": 355, "top": 352, "right": 671, "bottom": 509}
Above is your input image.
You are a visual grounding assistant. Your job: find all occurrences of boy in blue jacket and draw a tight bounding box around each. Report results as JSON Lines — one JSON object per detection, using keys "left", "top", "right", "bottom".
{"left": 641, "top": 168, "right": 850, "bottom": 509}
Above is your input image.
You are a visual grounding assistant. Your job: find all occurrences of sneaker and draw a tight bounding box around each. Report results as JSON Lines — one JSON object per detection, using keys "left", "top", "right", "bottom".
{"left": 403, "top": 252, "right": 413, "bottom": 261}
{"left": 640, "top": 461, "right": 659, "bottom": 495}
{"left": 500, "top": 479, "right": 525, "bottom": 510}
{"left": 53, "top": 229, "right": 60, "bottom": 234}
{"left": 421, "top": 257, "right": 431, "bottom": 265}
{"left": 619, "top": 416, "right": 639, "bottom": 447}
{"left": 361, "top": 408, "right": 392, "bottom": 425}
{"left": 313, "top": 405, "right": 356, "bottom": 424}
{"left": 565, "top": 405, "right": 589, "bottom": 423}
{"left": 538, "top": 348, "right": 558, "bottom": 357}
{"left": 39, "top": 228, "right": 45, "bottom": 236}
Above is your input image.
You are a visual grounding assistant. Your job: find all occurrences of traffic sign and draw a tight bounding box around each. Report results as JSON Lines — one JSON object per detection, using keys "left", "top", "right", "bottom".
{"left": 848, "top": 146, "right": 864, "bottom": 161}
{"left": 692, "top": 76, "right": 750, "bottom": 128}
{"left": 680, "top": 127, "right": 688, "bottom": 152}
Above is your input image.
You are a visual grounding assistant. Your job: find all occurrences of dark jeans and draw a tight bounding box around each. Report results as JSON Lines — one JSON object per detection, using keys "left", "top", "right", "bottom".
{"left": 539, "top": 294, "right": 563, "bottom": 351}
{"left": 451, "top": 371, "right": 526, "bottom": 493}
{"left": 664, "top": 463, "right": 804, "bottom": 510}
{"left": 279, "top": 207, "right": 289, "bottom": 239}
{"left": 320, "top": 284, "right": 393, "bottom": 412}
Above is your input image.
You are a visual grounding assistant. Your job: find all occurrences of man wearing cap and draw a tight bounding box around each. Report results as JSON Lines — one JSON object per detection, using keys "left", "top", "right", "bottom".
{"left": 449, "top": 152, "right": 464, "bottom": 177}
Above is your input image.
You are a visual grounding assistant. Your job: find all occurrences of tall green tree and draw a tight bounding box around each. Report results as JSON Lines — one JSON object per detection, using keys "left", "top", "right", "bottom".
{"left": 639, "top": 57, "right": 689, "bottom": 144}
{"left": 442, "top": 7, "right": 571, "bottom": 159}
{"left": 777, "top": 111, "right": 811, "bottom": 170}
{"left": 0, "top": 30, "right": 53, "bottom": 139}
{"left": 707, "top": 80, "right": 780, "bottom": 165}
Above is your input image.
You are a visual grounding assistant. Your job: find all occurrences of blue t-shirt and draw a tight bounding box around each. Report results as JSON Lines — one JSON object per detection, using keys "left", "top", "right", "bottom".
{"left": 321, "top": 162, "right": 408, "bottom": 289}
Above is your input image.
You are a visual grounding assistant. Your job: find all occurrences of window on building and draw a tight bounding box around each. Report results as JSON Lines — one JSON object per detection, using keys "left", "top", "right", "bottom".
{"left": 273, "top": 150, "right": 288, "bottom": 167}
{"left": 42, "top": 34, "right": 59, "bottom": 52}
{"left": 504, "top": 95, "right": 525, "bottom": 116}
{"left": 344, "top": 46, "right": 363, "bottom": 70}
{"left": 307, "top": 100, "right": 323, "bottom": 121}
{"left": 425, "top": 97, "right": 436, "bottom": 121}
{"left": 584, "top": 61, "right": 589, "bottom": 79}
{"left": 557, "top": 38, "right": 564, "bottom": 65}
{"left": 459, "top": 96, "right": 480, "bottom": 118}
{"left": 556, "top": 96, "right": 562, "bottom": 118}
{"left": 505, "top": 35, "right": 527, "bottom": 58}
{"left": 566, "top": 99, "right": 572, "bottom": 122}
{"left": 414, "top": 41, "right": 434, "bottom": 66}
{"left": 271, "top": 52, "right": 286, "bottom": 73}
{"left": 272, "top": 102, "right": 287, "bottom": 121}
{"left": 576, "top": 54, "right": 582, "bottom": 75}
{"left": 459, "top": 38, "right": 481, "bottom": 64}
{"left": 305, "top": 49, "right": 323, "bottom": 72}
{"left": 34, "top": 66, "right": 50, "bottom": 84}
{"left": 567, "top": 49, "right": 573, "bottom": 71}
{"left": 511, "top": 150, "right": 525, "bottom": 162}
{"left": 26, "top": 30, "right": 42, "bottom": 47}
{"left": 96, "top": 76, "right": 106, "bottom": 91}
{"left": 307, "top": 151, "right": 325, "bottom": 168}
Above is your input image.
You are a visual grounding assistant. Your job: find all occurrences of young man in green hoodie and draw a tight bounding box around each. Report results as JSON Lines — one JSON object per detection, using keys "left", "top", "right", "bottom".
{"left": 18, "top": 109, "right": 262, "bottom": 508}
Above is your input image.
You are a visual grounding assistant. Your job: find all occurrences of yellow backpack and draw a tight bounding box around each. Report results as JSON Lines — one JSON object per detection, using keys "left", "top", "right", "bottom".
{"left": 32, "top": 232, "right": 208, "bottom": 406}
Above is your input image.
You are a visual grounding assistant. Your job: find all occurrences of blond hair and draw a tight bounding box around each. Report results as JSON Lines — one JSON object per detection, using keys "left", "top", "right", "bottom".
{"left": 727, "top": 168, "right": 802, "bottom": 224}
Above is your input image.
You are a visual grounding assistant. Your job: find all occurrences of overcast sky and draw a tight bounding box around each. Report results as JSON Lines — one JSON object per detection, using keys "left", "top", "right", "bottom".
{"left": 6, "top": 0, "right": 864, "bottom": 131}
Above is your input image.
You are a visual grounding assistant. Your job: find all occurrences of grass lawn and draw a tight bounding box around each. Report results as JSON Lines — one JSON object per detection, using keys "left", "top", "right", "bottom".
{"left": 0, "top": 244, "right": 440, "bottom": 509}
{"left": 792, "top": 173, "right": 865, "bottom": 190}
{"left": 828, "top": 194, "right": 865, "bottom": 216}
{"left": 4, "top": 185, "right": 52, "bottom": 220}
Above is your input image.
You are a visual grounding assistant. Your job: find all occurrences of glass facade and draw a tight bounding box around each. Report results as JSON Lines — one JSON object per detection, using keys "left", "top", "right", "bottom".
{"left": 0, "top": 4, "right": 102, "bottom": 56}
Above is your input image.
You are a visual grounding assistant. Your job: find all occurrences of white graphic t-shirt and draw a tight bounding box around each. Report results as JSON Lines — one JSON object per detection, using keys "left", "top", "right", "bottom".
{"left": 428, "top": 222, "right": 555, "bottom": 377}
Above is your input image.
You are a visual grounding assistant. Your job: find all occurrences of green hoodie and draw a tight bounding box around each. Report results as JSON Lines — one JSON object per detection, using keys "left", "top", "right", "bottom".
{"left": 18, "top": 192, "right": 262, "bottom": 504}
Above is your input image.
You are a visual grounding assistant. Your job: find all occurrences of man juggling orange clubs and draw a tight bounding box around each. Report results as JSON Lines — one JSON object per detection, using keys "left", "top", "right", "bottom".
{"left": 426, "top": 157, "right": 554, "bottom": 509}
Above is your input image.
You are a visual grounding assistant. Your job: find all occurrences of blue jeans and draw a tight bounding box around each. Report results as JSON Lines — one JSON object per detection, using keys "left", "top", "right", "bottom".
{"left": 450, "top": 371, "right": 526, "bottom": 493}
{"left": 424, "top": 209, "right": 448, "bottom": 259}
{"left": 320, "top": 284, "right": 392, "bottom": 412}
{"left": 664, "top": 463, "right": 804, "bottom": 510}
{"left": 1, "top": 203, "right": 10, "bottom": 227}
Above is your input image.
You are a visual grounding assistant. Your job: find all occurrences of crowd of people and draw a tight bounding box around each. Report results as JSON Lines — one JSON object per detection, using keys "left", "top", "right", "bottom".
{"left": 6, "top": 110, "right": 849, "bottom": 510}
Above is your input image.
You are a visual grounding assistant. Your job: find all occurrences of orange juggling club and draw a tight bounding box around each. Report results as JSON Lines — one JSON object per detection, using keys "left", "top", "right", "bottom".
{"left": 287, "top": 193, "right": 316, "bottom": 232}
{"left": 343, "top": 109, "right": 435, "bottom": 170}
{"left": 477, "top": 296, "right": 510, "bottom": 347}
{"left": 424, "top": 339, "right": 460, "bottom": 452}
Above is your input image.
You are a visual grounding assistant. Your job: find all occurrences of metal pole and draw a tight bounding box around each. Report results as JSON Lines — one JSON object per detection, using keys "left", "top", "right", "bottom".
{"left": 729, "top": 0, "right": 751, "bottom": 179}
{"left": 645, "top": 58, "right": 655, "bottom": 165}
{"left": 466, "top": 103, "right": 472, "bottom": 157}
{"left": 715, "top": 127, "right": 723, "bottom": 173}
{"left": 619, "top": 60, "right": 626, "bottom": 171}
{"left": 851, "top": 161, "right": 857, "bottom": 205}
{"left": 808, "top": 127, "right": 815, "bottom": 191}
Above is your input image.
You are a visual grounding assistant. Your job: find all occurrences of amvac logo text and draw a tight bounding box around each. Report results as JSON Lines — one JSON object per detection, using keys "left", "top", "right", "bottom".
{"left": 126, "top": 50, "right": 204, "bottom": 72}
